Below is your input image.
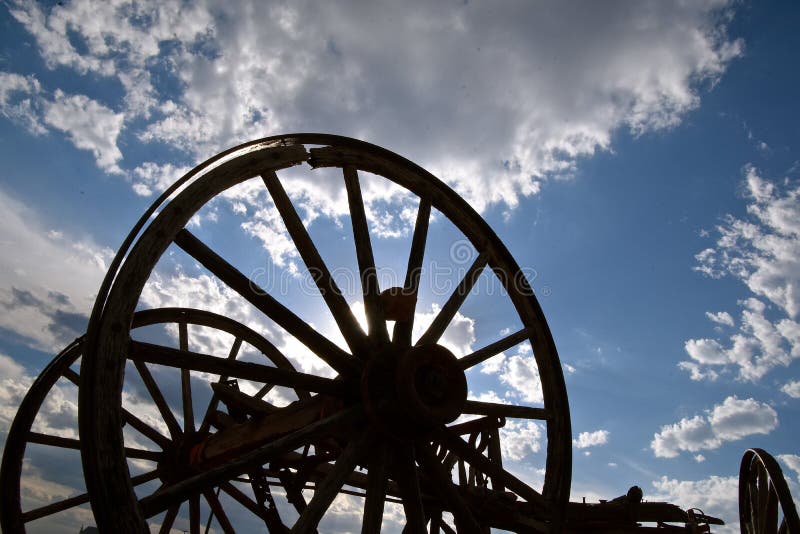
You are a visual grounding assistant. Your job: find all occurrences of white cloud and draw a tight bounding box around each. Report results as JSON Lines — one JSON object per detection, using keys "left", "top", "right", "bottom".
{"left": 9, "top": 0, "right": 214, "bottom": 115}
{"left": 130, "top": 162, "right": 191, "bottom": 197}
{"left": 678, "top": 360, "right": 719, "bottom": 381}
{"left": 681, "top": 297, "right": 800, "bottom": 382}
{"left": 651, "top": 396, "right": 778, "bottom": 458}
{"left": 43, "top": 90, "right": 125, "bottom": 174}
{"left": 480, "top": 344, "right": 544, "bottom": 404}
{"left": 412, "top": 303, "right": 476, "bottom": 357}
{"left": 694, "top": 166, "right": 800, "bottom": 315}
{"left": 0, "top": 188, "right": 113, "bottom": 351}
{"left": 0, "top": 71, "right": 46, "bottom": 134}
{"left": 9, "top": 0, "right": 743, "bottom": 213}
{"left": 650, "top": 475, "right": 739, "bottom": 533}
{"left": 778, "top": 454, "right": 800, "bottom": 480}
{"left": 706, "top": 311, "right": 735, "bottom": 327}
{"left": 684, "top": 168, "right": 800, "bottom": 382}
{"left": 573, "top": 429, "right": 610, "bottom": 449}
{"left": 781, "top": 380, "right": 800, "bottom": 398}
{"left": 500, "top": 419, "right": 543, "bottom": 461}
{"left": 694, "top": 454, "right": 706, "bottom": 463}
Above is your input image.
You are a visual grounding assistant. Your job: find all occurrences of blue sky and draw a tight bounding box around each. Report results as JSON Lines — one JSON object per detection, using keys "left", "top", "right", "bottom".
{"left": 1, "top": 1, "right": 799, "bottom": 532}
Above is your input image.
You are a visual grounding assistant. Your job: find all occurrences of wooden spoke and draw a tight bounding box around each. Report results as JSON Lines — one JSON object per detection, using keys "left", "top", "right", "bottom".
{"left": 158, "top": 504, "right": 180, "bottom": 534}
{"left": 361, "top": 443, "right": 390, "bottom": 534}
{"left": 129, "top": 340, "right": 348, "bottom": 397}
{"left": 140, "top": 406, "right": 363, "bottom": 517}
{"left": 179, "top": 322, "right": 195, "bottom": 433}
{"left": 344, "top": 165, "right": 389, "bottom": 344}
{"left": 458, "top": 327, "right": 531, "bottom": 370}
{"left": 291, "top": 430, "right": 374, "bottom": 533}
{"left": 487, "top": 426, "right": 504, "bottom": 492}
{"left": 393, "top": 198, "right": 431, "bottom": 346}
{"left": 210, "top": 382, "right": 278, "bottom": 417}
{"left": 122, "top": 407, "right": 171, "bottom": 450}
{"left": 197, "top": 336, "right": 245, "bottom": 436}
{"left": 262, "top": 171, "right": 368, "bottom": 355}
{"left": 428, "top": 511, "right": 442, "bottom": 534}
{"left": 435, "top": 428, "right": 549, "bottom": 513}
{"left": 255, "top": 382, "right": 276, "bottom": 399}
{"left": 417, "top": 251, "right": 488, "bottom": 346}
{"left": 416, "top": 443, "right": 481, "bottom": 533}
{"left": 134, "top": 360, "right": 183, "bottom": 440}
{"left": 393, "top": 444, "right": 426, "bottom": 533}
{"left": 21, "top": 469, "right": 160, "bottom": 522}
{"left": 174, "top": 229, "right": 357, "bottom": 376}
{"left": 462, "top": 400, "right": 548, "bottom": 420}
{"left": 440, "top": 520, "right": 457, "bottom": 534}
{"left": 228, "top": 336, "right": 244, "bottom": 359}
{"left": 204, "top": 488, "right": 235, "bottom": 534}
{"left": 62, "top": 366, "right": 80, "bottom": 386}
{"left": 22, "top": 492, "right": 91, "bottom": 522}
{"left": 26, "top": 432, "right": 161, "bottom": 461}
{"left": 189, "top": 493, "right": 200, "bottom": 534}
{"left": 219, "top": 482, "right": 280, "bottom": 527}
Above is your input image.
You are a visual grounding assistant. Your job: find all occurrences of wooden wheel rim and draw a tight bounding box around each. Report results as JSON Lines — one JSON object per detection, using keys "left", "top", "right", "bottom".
{"left": 739, "top": 448, "right": 800, "bottom": 534}
{"left": 79, "top": 134, "right": 572, "bottom": 532}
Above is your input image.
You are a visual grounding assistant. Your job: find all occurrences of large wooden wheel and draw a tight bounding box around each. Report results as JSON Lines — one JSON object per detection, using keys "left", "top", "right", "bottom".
{"left": 739, "top": 448, "right": 799, "bottom": 534}
{"left": 79, "top": 134, "right": 572, "bottom": 532}
{"left": 0, "top": 307, "right": 304, "bottom": 533}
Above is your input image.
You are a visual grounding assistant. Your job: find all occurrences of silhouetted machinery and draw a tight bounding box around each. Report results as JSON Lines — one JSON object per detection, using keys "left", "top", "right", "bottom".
{"left": 1, "top": 135, "right": 797, "bottom": 532}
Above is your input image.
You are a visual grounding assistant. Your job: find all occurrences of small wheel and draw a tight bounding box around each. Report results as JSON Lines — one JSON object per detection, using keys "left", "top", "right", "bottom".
{"left": 739, "top": 448, "right": 800, "bottom": 534}
{"left": 80, "top": 134, "right": 572, "bottom": 532}
{"left": 0, "top": 307, "right": 304, "bottom": 533}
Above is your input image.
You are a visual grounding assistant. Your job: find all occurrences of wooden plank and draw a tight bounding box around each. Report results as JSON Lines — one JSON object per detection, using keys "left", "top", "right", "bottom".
{"left": 139, "top": 406, "right": 363, "bottom": 517}
{"left": 199, "top": 396, "right": 326, "bottom": 464}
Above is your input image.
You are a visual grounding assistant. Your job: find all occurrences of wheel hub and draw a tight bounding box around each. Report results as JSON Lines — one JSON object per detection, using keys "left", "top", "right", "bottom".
{"left": 362, "top": 343, "right": 467, "bottom": 437}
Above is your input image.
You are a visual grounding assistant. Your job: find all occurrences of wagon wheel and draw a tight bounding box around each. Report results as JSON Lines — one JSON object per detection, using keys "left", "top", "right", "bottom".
{"left": 79, "top": 134, "right": 572, "bottom": 532}
{"left": 739, "top": 448, "right": 800, "bottom": 534}
{"left": 0, "top": 307, "right": 306, "bottom": 533}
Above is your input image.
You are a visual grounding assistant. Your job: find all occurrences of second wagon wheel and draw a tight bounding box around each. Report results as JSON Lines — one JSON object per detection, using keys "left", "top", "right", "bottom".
{"left": 79, "top": 134, "right": 572, "bottom": 532}
{"left": 0, "top": 307, "right": 306, "bottom": 533}
{"left": 739, "top": 448, "right": 800, "bottom": 534}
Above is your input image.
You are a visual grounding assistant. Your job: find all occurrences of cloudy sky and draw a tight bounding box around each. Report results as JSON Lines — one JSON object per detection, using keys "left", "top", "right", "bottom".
{"left": 1, "top": 0, "right": 799, "bottom": 532}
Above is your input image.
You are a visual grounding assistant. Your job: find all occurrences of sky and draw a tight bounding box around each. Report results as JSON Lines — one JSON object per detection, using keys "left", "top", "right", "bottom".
{"left": 0, "top": 0, "right": 799, "bottom": 532}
